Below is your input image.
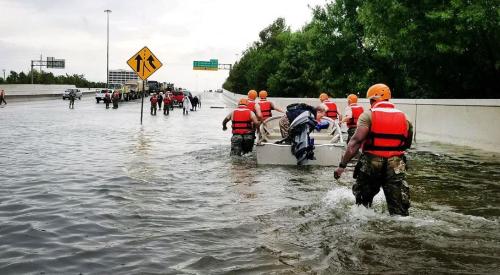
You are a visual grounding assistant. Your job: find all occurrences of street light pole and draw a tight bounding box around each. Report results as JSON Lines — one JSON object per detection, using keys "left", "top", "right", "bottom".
{"left": 104, "top": 9, "right": 112, "bottom": 89}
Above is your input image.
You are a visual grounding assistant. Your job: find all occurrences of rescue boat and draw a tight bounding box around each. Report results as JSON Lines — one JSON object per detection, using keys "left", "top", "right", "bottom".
{"left": 256, "top": 116, "right": 346, "bottom": 166}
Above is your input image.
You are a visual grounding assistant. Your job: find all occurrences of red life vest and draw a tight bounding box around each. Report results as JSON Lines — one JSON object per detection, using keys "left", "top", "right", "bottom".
{"left": 346, "top": 104, "right": 364, "bottom": 128}
{"left": 324, "top": 100, "right": 338, "bottom": 119}
{"left": 151, "top": 96, "right": 158, "bottom": 105}
{"left": 258, "top": 100, "right": 272, "bottom": 120}
{"left": 247, "top": 100, "right": 256, "bottom": 113}
{"left": 232, "top": 106, "right": 253, "bottom": 135}
{"left": 105, "top": 93, "right": 110, "bottom": 99}
{"left": 362, "top": 101, "right": 408, "bottom": 158}
{"left": 163, "top": 96, "right": 171, "bottom": 104}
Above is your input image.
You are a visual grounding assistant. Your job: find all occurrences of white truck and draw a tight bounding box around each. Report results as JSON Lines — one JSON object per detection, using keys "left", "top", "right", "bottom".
{"left": 95, "top": 89, "right": 113, "bottom": 103}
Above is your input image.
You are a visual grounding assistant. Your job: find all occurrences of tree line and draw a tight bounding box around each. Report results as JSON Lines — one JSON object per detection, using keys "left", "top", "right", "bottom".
{"left": 223, "top": 0, "right": 499, "bottom": 99}
{"left": 0, "top": 70, "right": 106, "bottom": 88}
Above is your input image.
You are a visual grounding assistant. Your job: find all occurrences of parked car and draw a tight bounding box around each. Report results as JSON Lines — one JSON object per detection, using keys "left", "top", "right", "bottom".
{"left": 95, "top": 89, "right": 113, "bottom": 103}
{"left": 62, "top": 89, "right": 82, "bottom": 100}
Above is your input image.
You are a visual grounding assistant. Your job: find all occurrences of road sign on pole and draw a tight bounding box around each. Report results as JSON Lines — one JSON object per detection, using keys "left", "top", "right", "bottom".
{"left": 127, "top": 46, "right": 163, "bottom": 80}
{"left": 193, "top": 59, "right": 218, "bottom": 71}
{"left": 127, "top": 46, "right": 163, "bottom": 124}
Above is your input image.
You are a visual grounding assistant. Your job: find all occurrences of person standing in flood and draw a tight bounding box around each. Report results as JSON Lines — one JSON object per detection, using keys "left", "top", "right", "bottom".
{"left": 157, "top": 92, "right": 163, "bottom": 110}
{"left": 319, "top": 93, "right": 340, "bottom": 121}
{"left": 334, "top": 83, "right": 413, "bottom": 216}
{"left": 104, "top": 91, "right": 111, "bottom": 109}
{"left": 341, "top": 94, "right": 364, "bottom": 144}
{"left": 257, "top": 90, "right": 284, "bottom": 121}
{"left": 163, "top": 93, "right": 171, "bottom": 115}
{"left": 222, "top": 98, "right": 260, "bottom": 156}
{"left": 183, "top": 95, "right": 192, "bottom": 115}
{"left": 112, "top": 90, "right": 120, "bottom": 109}
{"left": 150, "top": 94, "right": 158, "bottom": 116}
{"left": 68, "top": 89, "right": 76, "bottom": 109}
{"left": 0, "top": 89, "right": 6, "bottom": 105}
{"left": 192, "top": 96, "right": 199, "bottom": 111}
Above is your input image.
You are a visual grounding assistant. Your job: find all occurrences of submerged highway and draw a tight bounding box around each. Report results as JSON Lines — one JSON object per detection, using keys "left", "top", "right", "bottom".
{"left": 0, "top": 93, "right": 499, "bottom": 274}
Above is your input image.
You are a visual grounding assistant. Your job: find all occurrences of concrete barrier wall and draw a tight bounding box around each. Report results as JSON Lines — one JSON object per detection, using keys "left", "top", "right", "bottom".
{"left": 0, "top": 84, "right": 77, "bottom": 96}
{"left": 222, "top": 90, "right": 500, "bottom": 153}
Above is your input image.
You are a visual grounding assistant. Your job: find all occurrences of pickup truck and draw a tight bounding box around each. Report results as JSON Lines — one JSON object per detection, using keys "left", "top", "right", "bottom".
{"left": 171, "top": 91, "right": 185, "bottom": 107}
{"left": 62, "top": 89, "right": 82, "bottom": 100}
{"left": 95, "top": 89, "right": 113, "bottom": 103}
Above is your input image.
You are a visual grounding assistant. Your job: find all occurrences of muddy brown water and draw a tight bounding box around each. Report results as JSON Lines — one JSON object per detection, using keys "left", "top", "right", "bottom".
{"left": 0, "top": 94, "right": 498, "bottom": 274}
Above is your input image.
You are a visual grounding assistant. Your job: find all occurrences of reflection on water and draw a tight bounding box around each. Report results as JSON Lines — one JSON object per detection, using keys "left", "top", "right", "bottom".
{"left": 0, "top": 94, "right": 498, "bottom": 274}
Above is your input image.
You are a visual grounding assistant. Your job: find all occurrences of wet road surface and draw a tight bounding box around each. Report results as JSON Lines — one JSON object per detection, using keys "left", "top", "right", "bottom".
{"left": 0, "top": 94, "right": 499, "bottom": 274}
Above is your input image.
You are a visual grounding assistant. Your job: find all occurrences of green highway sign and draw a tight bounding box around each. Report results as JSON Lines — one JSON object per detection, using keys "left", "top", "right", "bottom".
{"left": 193, "top": 59, "right": 218, "bottom": 71}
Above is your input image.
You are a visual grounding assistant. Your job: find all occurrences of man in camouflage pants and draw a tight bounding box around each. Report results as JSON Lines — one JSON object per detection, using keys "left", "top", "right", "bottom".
{"left": 222, "top": 98, "right": 261, "bottom": 156}
{"left": 352, "top": 153, "right": 410, "bottom": 215}
{"left": 335, "top": 84, "right": 413, "bottom": 216}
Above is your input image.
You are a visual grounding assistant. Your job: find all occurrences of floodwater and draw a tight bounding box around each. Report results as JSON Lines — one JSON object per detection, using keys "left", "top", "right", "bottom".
{"left": 0, "top": 93, "right": 499, "bottom": 274}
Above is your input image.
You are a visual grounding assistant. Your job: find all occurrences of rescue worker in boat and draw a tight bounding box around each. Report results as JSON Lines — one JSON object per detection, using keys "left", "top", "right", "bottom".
{"left": 334, "top": 84, "right": 413, "bottom": 216}
{"left": 319, "top": 93, "right": 340, "bottom": 121}
{"left": 341, "top": 94, "right": 364, "bottom": 144}
{"left": 257, "top": 90, "right": 284, "bottom": 121}
{"left": 222, "top": 98, "right": 261, "bottom": 156}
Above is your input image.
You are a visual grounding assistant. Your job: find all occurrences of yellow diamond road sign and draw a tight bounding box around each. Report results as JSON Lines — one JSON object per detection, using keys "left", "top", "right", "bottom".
{"left": 127, "top": 46, "right": 163, "bottom": 80}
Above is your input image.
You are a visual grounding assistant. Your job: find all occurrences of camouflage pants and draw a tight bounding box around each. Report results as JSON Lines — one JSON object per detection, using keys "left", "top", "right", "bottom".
{"left": 352, "top": 153, "right": 410, "bottom": 216}
{"left": 231, "top": 133, "right": 255, "bottom": 156}
{"left": 346, "top": 127, "right": 356, "bottom": 144}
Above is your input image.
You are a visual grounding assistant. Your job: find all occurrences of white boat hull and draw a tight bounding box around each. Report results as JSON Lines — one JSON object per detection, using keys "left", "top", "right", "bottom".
{"left": 256, "top": 142, "right": 344, "bottom": 166}
{"left": 256, "top": 115, "right": 346, "bottom": 166}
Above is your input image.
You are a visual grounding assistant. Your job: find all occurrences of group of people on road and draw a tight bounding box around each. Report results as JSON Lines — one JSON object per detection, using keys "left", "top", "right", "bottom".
{"left": 150, "top": 91, "right": 201, "bottom": 116}
{"left": 102, "top": 90, "right": 120, "bottom": 109}
{"left": 223, "top": 83, "right": 413, "bottom": 216}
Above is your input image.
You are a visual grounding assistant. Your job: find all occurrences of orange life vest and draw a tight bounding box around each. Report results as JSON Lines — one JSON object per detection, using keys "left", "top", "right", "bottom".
{"left": 324, "top": 100, "right": 338, "bottom": 119}
{"left": 247, "top": 100, "right": 256, "bottom": 113}
{"left": 362, "top": 101, "right": 408, "bottom": 158}
{"left": 232, "top": 106, "right": 253, "bottom": 135}
{"left": 258, "top": 100, "right": 272, "bottom": 120}
{"left": 346, "top": 104, "right": 364, "bottom": 128}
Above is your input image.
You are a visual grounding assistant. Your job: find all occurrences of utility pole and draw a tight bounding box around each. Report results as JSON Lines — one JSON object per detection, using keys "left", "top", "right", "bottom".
{"left": 104, "top": 9, "right": 112, "bottom": 89}
{"left": 2, "top": 69, "right": 5, "bottom": 81}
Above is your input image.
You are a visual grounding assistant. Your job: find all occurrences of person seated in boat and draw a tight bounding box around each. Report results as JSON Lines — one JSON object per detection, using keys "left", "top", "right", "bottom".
{"left": 313, "top": 105, "right": 333, "bottom": 131}
{"left": 319, "top": 93, "right": 340, "bottom": 121}
{"left": 257, "top": 90, "right": 284, "bottom": 121}
{"left": 222, "top": 98, "right": 261, "bottom": 156}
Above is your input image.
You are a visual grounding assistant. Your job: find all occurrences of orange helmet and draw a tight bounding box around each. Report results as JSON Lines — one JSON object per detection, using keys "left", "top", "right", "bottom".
{"left": 248, "top": 90, "right": 257, "bottom": 100}
{"left": 259, "top": 90, "right": 268, "bottom": 99}
{"left": 238, "top": 98, "right": 249, "bottom": 105}
{"left": 366, "top": 84, "right": 391, "bottom": 101}
{"left": 347, "top": 94, "right": 358, "bottom": 104}
{"left": 319, "top": 93, "right": 329, "bottom": 102}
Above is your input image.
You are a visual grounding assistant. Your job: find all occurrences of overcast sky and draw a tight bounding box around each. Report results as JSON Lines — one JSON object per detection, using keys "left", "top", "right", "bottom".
{"left": 0, "top": 0, "right": 327, "bottom": 91}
